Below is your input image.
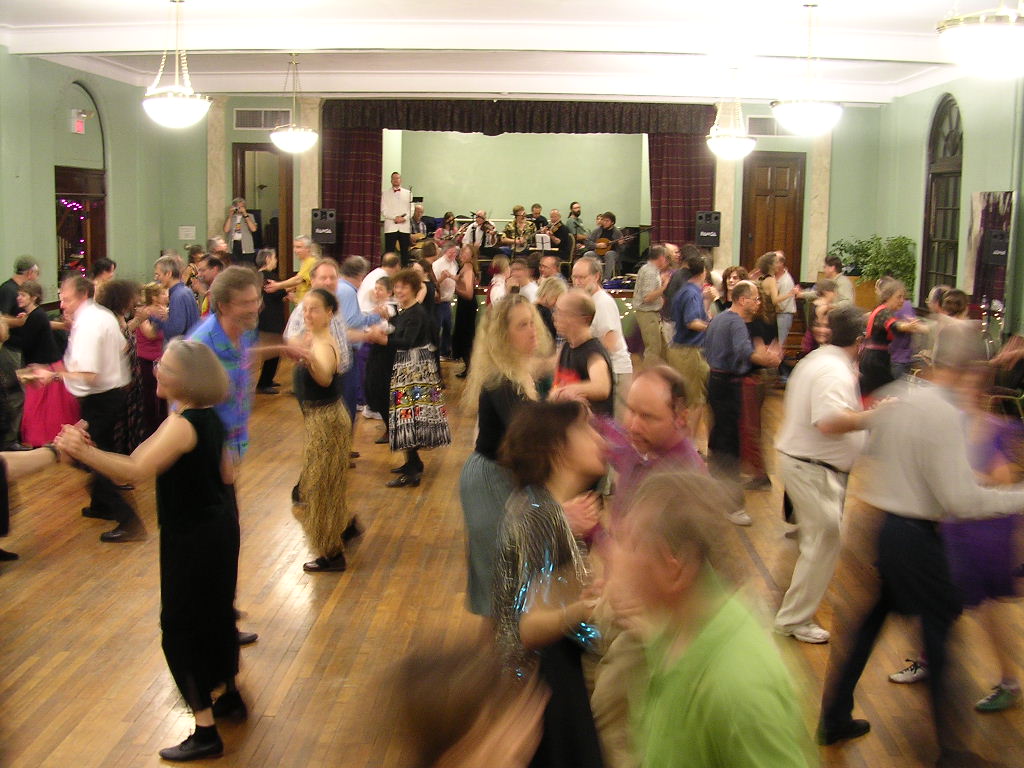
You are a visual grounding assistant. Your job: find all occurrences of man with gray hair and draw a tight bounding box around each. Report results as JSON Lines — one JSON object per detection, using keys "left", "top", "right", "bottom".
{"left": 223, "top": 197, "right": 258, "bottom": 267}
{"left": 774, "top": 305, "right": 870, "bottom": 645}
{"left": 0, "top": 256, "right": 40, "bottom": 449}
{"left": 337, "top": 255, "right": 379, "bottom": 428}
{"left": 154, "top": 254, "right": 200, "bottom": 346}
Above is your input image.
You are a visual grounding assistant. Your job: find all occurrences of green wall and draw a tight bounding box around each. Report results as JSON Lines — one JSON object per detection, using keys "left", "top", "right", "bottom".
{"left": 394, "top": 130, "right": 648, "bottom": 228}
{"left": 827, "top": 105, "right": 883, "bottom": 245}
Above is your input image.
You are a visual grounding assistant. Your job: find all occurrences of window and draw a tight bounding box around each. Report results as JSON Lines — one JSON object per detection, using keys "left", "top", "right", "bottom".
{"left": 921, "top": 95, "right": 962, "bottom": 299}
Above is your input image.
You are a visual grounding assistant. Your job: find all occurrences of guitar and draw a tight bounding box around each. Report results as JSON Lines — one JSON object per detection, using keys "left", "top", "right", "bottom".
{"left": 594, "top": 234, "right": 634, "bottom": 257}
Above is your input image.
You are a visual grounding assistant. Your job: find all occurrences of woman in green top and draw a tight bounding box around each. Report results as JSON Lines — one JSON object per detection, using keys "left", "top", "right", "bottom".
{"left": 56, "top": 340, "right": 241, "bottom": 763}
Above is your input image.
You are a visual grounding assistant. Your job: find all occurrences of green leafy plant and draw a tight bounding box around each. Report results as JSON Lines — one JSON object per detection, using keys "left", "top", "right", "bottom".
{"left": 827, "top": 235, "right": 917, "bottom": 293}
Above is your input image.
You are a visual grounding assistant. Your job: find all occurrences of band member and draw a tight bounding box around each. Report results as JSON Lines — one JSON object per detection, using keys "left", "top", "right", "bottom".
{"left": 565, "top": 201, "right": 589, "bottom": 255}
{"left": 584, "top": 211, "right": 626, "bottom": 280}
{"left": 410, "top": 204, "right": 428, "bottom": 237}
{"left": 463, "top": 211, "right": 501, "bottom": 257}
{"left": 527, "top": 203, "right": 548, "bottom": 230}
{"left": 501, "top": 206, "right": 536, "bottom": 257}
{"left": 543, "top": 209, "right": 574, "bottom": 262}
{"left": 381, "top": 171, "right": 412, "bottom": 263}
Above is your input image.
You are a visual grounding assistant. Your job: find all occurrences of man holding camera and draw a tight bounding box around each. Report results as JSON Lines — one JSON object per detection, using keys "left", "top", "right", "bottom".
{"left": 223, "top": 197, "right": 258, "bottom": 268}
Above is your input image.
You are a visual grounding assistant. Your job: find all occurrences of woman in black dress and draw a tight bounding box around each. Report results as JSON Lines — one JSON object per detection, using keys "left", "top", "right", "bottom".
{"left": 56, "top": 339, "right": 240, "bottom": 762}
{"left": 256, "top": 248, "right": 286, "bottom": 393}
{"left": 451, "top": 244, "right": 480, "bottom": 379}
{"left": 366, "top": 268, "right": 451, "bottom": 488}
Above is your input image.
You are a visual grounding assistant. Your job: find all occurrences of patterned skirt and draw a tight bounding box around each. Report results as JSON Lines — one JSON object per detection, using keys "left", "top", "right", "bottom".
{"left": 295, "top": 398, "right": 352, "bottom": 559}
{"left": 388, "top": 346, "right": 452, "bottom": 452}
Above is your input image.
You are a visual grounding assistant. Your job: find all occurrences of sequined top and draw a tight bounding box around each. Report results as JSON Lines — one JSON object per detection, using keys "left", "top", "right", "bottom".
{"left": 492, "top": 485, "right": 599, "bottom": 674}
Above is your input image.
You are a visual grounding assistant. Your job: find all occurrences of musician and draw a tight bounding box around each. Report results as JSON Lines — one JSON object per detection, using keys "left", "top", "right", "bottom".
{"left": 381, "top": 171, "right": 412, "bottom": 264}
{"left": 433, "top": 211, "right": 458, "bottom": 244}
{"left": 462, "top": 210, "right": 501, "bottom": 257}
{"left": 584, "top": 211, "right": 626, "bottom": 280}
{"left": 544, "top": 209, "right": 574, "bottom": 263}
{"left": 527, "top": 203, "right": 548, "bottom": 230}
{"left": 410, "top": 204, "right": 428, "bottom": 237}
{"left": 501, "top": 205, "right": 536, "bottom": 257}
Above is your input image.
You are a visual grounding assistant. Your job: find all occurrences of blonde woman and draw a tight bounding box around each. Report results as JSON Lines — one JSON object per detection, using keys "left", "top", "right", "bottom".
{"left": 459, "top": 295, "right": 553, "bottom": 615}
{"left": 56, "top": 340, "right": 241, "bottom": 761}
{"left": 535, "top": 275, "right": 567, "bottom": 342}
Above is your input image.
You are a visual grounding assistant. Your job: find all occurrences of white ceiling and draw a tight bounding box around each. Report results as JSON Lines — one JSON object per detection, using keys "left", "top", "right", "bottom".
{"left": 0, "top": 1, "right": 993, "bottom": 103}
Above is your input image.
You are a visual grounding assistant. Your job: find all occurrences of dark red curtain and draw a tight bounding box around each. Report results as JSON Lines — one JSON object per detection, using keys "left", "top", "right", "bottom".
{"left": 648, "top": 132, "right": 716, "bottom": 247}
{"left": 320, "top": 126, "right": 382, "bottom": 265}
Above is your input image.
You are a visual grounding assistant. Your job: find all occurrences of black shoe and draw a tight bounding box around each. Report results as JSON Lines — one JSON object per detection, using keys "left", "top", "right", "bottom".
{"left": 342, "top": 517, "right": 363, "bottom": 543}
{"left": 350, "top": 451, "right": 360, "bottom": 459}
{"left": 211, "top": 690, "right": 247, "bottom": 721}
{"left": 455, "top": 369, "right": 469, "bottom": 379}
{"left": 303, "top": 552, "right": 347, "bottom": 572}
{"left": 255, "top": 386, "right": 279, "bottom": 395}
{"left": 374, "top": 432, "right": 389, "bottom": 445}
{"left": 158, "top": 731, "right": 224, "bottom": 762}
{"left": 817, "top": 718, "right": 870, "bottom": 745}
{"left": 114, "top": 483, "right": 135, "bottom": 491}
{"left": 82, "top": 506, "right": 116, "bottom": 521}
{"left": 291, "top": 484, "right": 301, "bottom": 504}
{"left": 386, "top": 473, "right": 421, "bottom": 488}
{"left": 390, "top": 464, "right": 408, "bottom": 474}
{"left": 100, "top": 523, "right": 145, "bottom": 542}
{"left": 237, "top": 629, "right": 258, "bottom": 646}
{"left": 0, "top": 548, "right": 18, "bottom": 561}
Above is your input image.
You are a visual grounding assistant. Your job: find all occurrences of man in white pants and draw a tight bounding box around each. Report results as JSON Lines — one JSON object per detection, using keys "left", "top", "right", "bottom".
{"left": 774, "top": 304, "right": 871, "bottom": 643}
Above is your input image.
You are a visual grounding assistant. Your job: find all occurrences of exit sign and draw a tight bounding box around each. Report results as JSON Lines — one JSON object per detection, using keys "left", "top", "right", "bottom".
{"left": 70, "top": 109, "right": 86, "bottom": 135}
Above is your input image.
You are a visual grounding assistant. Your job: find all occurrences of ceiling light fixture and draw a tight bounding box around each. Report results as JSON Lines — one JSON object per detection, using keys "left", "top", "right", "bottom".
{"left": 706, "top": 100, "right": 756, "bottom": 161}
{"left": 771, "top": 3, "right": 842, "bottom": 137}
{"left": 142, "top": 0, "right": 211, "bottom": 129}
{"left": 270, "top": 54, "right": 319, "bottom": 154}
{"left": 937, "top": 2, "right": 1024, "bottom": 79}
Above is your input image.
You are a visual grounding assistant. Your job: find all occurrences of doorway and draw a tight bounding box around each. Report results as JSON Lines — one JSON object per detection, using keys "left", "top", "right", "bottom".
{"left": 740, "top": 151, "right": 805, "bottom": 279}
{"left": 232, "top": 143, "right": 294, "bottom": 278}
{"left": 54, "top": 166, "right": 106, "bottom": 286}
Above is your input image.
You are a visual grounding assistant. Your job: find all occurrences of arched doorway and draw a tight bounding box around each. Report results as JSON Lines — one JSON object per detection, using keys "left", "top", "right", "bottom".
{"left": 920, "top": 94, "right": 962, "bottom": 300}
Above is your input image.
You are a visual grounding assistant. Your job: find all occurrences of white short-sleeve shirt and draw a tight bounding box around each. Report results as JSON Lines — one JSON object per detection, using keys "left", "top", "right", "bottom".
{"left": 63, "top": 300, "right": 129, "bottom": 397}
{"left": 591, "top": 289, "right": 633, "bottom": 375}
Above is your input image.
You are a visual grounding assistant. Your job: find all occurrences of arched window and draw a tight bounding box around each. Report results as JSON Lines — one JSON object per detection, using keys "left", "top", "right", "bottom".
{"left": 921, "top": 95, "right": 962, "bottom": 299}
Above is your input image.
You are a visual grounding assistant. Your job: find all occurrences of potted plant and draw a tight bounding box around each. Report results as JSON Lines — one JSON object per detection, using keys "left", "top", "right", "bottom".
{"left": 827, "top": 235, "right": 917, "bottom": 292}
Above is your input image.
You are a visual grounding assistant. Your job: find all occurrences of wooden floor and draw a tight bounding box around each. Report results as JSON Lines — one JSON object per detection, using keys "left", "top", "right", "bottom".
{"left": 1, "top": 362, "right": 1022, "bottom": 767}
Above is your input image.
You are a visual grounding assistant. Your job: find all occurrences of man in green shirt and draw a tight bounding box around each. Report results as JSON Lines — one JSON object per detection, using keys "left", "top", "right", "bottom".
{"left": 609, "top": 472, "right": 817, "bottom": 768}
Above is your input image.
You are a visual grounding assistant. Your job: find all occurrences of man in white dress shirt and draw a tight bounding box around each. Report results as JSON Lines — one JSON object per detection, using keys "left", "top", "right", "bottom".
{"left": 432, "top": 244, "right": 459, "bottom": 358}
{"left": 381, "top": 171, "right": 412, "bottom": 265}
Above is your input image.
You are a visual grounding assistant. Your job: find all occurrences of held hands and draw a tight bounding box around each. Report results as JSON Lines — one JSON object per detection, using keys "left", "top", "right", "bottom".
{"left": 54, "top": 421, "right": 93, "bottom": 461}
{"left": 766, "top": 340, "right": 784, "bottom": 367}
{"left": 562, "top": 492, "right": 601, "bottom": 538}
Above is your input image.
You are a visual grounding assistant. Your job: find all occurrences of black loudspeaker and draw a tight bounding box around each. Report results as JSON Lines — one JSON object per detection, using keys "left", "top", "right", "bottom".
{"left": 695, "top": 211, "right": 721, "bottom": 248}
{"left": 981, "top": 229, "right": 1009, "bottom": 266}
{"left": 311, "top": 208, "right": 337, "bottom": 244}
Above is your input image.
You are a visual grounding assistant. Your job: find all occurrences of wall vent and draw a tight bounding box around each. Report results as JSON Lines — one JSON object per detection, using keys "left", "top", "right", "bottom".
{"left": 747, "top": 116, "right": 796, "bottom": 137}
{"left": 233, "top": 108, "right": 291, "bottom": 130}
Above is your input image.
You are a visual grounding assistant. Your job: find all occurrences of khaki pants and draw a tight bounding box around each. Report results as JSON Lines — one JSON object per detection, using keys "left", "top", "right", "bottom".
{"left": 665, "top": 344, "right": 709, "bottom": 408}
{"left": 635, "top": 310, "right": 666, "bottom": 365}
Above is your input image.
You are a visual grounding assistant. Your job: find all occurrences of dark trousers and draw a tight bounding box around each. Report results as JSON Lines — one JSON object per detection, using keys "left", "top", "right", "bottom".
{"left": 434, "top": 302, "right": 453, "bottom": 358}
{"left": 339, "top": 346, "right": 360, "bottom": 426}
{"left": 707, "top": 372, "right": 742, "bottom": 477}
{"left": 257, "top": 355, "right": 280, "bottom": 389}
{"left": 78, "top": 388, "right": 138, "bottom": 526}
{"left": 230, "top": 241, "right": 256, "bottom": 268}
{"left": 0, "top": 346, "right": 24, "bottom": 445}
{"left": 822, "top": 513, "right": 961, "bottom": 742}
{"left": 139, "top": 359, "right": 167, "bottom": 439}
{"left": 384, "top": 232, "right": 411, "bottom": 265}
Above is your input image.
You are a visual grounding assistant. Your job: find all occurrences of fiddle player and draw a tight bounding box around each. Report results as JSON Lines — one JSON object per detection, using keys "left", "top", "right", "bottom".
{"left": 543, "top": 209, "right": 575, "bottom": 263}
{"left": 584, "top": 211, "right": 626, "bottom": 280}
{"left": 463, "top": 210, "right": 501, "bottom": 257}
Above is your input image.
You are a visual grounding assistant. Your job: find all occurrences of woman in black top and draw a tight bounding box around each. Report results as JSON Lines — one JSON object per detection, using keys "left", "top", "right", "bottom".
{"left": 256, "top": 248, "right": 286, "bottom": 393}
{"left": 56, "top": 339, "right": 239, "bottom": 762}
{"left": 366, "top": 268, "right": 451, "bottom": 487}
{"left": 459, "top": 295, "right": 552, "bottom": 615}
{"left": 292, "top": 289, "right": 354, "bottom": 573}
{"left": 451, "top": 244, "right": 480, "bottom": 378}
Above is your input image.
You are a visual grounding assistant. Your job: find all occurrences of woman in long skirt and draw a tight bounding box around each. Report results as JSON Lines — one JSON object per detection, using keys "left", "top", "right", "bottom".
{"left": 56, "top": 340, "right": 240, "bottom": 762}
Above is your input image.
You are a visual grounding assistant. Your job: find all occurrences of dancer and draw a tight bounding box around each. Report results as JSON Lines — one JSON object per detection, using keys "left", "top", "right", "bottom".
{"left": 56, "top": 340, "right": 240, "bottom": 761}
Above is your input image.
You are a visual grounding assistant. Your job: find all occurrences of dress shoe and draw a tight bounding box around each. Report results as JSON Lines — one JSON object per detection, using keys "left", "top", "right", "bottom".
{"left": 82, "top": 506, "right": 116, "bottom": 521}
{"left": 291, "top": 484, "right": 301, "bottom": 504}
{"left": 390, "top": 464, "right": 409, "bottom": 474}
{"left": 158, "top": 731, "right": 224, "bottom": 762}
{"left": 237, "top": 629, "right": 258, "bottom": 646}
{"left": 211, "top": 690, "right": 248, "bottom": 721}
{"left": 303, "top": 552, "right": 347, "bottom": 572}
{"left": 350, "top": 450, "right": 360, "bottom": 459}
{"left": 374, "top": 432, "right": 389, "bottom": 445}
{"left": 817, "top": 718, "right": 870, "bottom": 745}
{"left": 100, "top": 524, "right": 145, "bottom": 542}
{"left": 386, "top": 473, "right": 421, "bottom": 488}
{"left": 342, "top": 517, "right": 363, "bottom": 543}
{"left": 0, "top": 548, "right": 18, "bottom": 561}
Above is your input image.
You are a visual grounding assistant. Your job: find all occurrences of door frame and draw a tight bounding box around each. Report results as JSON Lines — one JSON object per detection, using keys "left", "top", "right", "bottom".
{"left": 231, "top": 143, "right": 294, "bottom": 278}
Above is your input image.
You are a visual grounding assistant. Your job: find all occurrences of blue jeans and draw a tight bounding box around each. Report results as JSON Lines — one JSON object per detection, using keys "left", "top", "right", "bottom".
{"left": 435, "top": 302, "right": 453, "bottom": 357}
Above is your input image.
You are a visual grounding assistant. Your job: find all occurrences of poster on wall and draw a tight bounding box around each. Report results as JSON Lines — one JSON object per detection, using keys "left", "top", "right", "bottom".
{"left": 965, "top": 191, "right": 1013, "bottom": 299}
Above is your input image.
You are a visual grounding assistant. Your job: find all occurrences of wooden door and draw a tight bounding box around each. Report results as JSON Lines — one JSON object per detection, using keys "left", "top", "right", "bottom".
{"left": 741, "top": 152, "right": 805, "bottom": 279}
{"left": 232, "top": 143, "right": 294, "bottom": 279}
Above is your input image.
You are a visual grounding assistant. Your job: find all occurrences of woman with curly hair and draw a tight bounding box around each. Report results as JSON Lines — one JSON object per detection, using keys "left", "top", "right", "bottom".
{"left": 459, "top": 294, "right": 553, "bottom": 615}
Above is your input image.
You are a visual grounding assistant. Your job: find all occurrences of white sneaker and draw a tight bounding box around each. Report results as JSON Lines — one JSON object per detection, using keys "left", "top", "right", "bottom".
{"left": 363, "top": 410, "right": 383, "bottom": 421}
{"left": 888, "top": 659, "right": 929, "bottom": 684}
{"left": 726, "top": 509, "right": 753, "bottom": 526}
{"left": 776, "top": 622, "right": 830, "bottom": 644}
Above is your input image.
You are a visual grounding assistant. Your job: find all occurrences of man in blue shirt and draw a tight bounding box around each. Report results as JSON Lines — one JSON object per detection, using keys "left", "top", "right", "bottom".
{"left": 336, "top": 256, "right": 381, "bottom": 428}
{"left": 154, "top": 255, "right": 200, "bottom": 347}
{"left": 703, "top": 280, "right": 782, "bottom": 525}
{"left": 666, "top": 252, "right": 710, "bottom": 433}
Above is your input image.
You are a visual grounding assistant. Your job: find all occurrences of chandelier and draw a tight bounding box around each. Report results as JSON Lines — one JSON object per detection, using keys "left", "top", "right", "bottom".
{"left": 142, "top": 0, "right": 211, "bottom": 129}
{"left": 706, "top": 101, "right": 756, "bottom": 161}
{"left": 270, "top": 54, "right": 319, "bottom": 154}
{"left": 937, "top": 2, "right": 1024, "bottom": 79}
{"left": 770, "top": 3, "right": 842, "bottom": 137}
